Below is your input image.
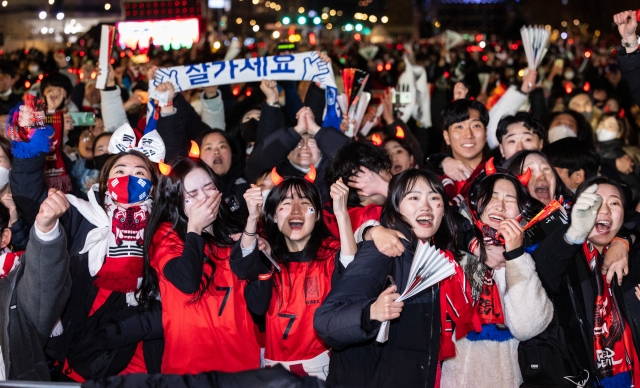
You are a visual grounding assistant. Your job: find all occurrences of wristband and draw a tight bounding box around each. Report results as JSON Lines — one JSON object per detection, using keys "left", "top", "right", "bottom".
{"left": 613, "top": 237, "right": 630, "bottom": 251}
{"left": 622, "top": 36, "right": 640, "bottom": 48}
{"left": 160, "top": 101, "right": 173, "bottom": 108}
{"left": 243, "top": 230, "right": 257, "bottom": 237}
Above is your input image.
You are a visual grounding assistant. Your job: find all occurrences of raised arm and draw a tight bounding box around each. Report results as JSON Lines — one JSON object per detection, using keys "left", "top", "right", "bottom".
{"left": 17, "top": 189, "right": 71, "bottom": 337}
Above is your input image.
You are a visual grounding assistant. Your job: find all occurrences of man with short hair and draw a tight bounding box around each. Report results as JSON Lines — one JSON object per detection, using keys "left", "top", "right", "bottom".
{"left": 496, "top": 112, "right": 545, "bottom": 161}
{"left": 0, "top": 64, "right": 20, "bottom": 116}
{"left": 544, "top": 137, "right": 601, "bottom": 192}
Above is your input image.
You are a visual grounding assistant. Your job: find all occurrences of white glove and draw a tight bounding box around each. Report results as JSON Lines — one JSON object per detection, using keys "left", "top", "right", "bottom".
{"left": 565, "top": 184, "right": 602, "bottom": 244}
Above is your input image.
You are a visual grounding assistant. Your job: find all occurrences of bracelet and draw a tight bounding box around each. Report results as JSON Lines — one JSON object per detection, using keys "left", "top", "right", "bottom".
{"left": 161, "top": 101, "right": 173, "bottom": 107}
{"left": 243, "top": 230, "right": 257, "bottom": 237}
{"left": 267, "top": 101, "right": 280, "bottom": 107}
{"left": 613, "top": 237, "right": 630, "bottom": 251}
{"left": 621, "top": 36, "right": 640, "bottom": 48}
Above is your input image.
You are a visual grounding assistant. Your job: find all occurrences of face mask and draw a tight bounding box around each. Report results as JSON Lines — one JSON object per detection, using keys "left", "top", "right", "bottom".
{"left": 564, "top": 70, "right": 575, "bottom": 80}
{"left": 547, "top": 125, "right": 577, "bottom": 143}
{"left": 107, "top": 175, "right": 152, "bottom": 204}
{"left": 581, "top": 111, "right": 592, "bottom": 122}
{"left": 261, "top": 189, "right": 271, "bottom": 203}
{"left": 0, "top": 167, "right": 10, "bottom": 190}
{"left": 93, "top": 154, "right": 111, "bottom": 172}
{"left": 596, "top": 129, "right": 618, "bottom": 142}
{"left": 239, "top": 118, "right": 259, "bottom": 144}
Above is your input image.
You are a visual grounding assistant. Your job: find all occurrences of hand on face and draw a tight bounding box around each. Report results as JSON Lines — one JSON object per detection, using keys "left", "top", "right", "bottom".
{"left": 186, "top": 191, "right": 222, "bottom": 234}
{"left": 44, "top": 86, "right": 66, "bottom": 112}
{"left": 497, "top": 219, "right": 524, "bottom": 252}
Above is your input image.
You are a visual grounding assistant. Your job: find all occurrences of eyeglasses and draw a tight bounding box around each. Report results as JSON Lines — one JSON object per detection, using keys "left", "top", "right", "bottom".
{"left": 297, "top": 138, "right": 317, "bottom": 148}
{"left": 80, "top": 133, "right": 94, "bottom": 143}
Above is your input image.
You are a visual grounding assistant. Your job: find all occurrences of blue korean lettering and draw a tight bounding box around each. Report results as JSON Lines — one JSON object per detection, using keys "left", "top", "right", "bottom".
{"left": 271, "top": 55, "right": 295, "bottom": 74}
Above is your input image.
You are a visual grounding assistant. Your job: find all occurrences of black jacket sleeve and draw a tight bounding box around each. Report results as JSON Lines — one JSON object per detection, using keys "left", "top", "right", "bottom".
{"left": 244, "top": 127, "right": 301, "bottom": 183}
{"left": 314, "top": 241, "right": 392, "bottom": 350}
{"left": 9, "top": 216, "right": 30, "bottom": 252}
{"left": 304, "top": 83, "right": 327, "bottom": 127}
{"left": 618, "top": 49, "right": 640, "bottom": 107}
{"left": 162, "top": 232, "right": 205, "bottom": 294}
{"left": 255, "top": 102, "right": 286, "bottom": 146}
{"left": 531, "top": 224, "right": 582, "bottom": 295}
{"left": 105, "top": 302, "right": 164, "bottom": 349}
{"left": 229, "top": 240, "right": 271, "bottom": 281}
{"left": 156, "top": 110, "right": 187, "bottom": 162}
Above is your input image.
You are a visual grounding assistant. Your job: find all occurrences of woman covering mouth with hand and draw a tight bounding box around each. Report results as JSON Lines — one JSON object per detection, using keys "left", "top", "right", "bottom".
{"left": 231, "top": 169, "right": 357, "bottom": 380}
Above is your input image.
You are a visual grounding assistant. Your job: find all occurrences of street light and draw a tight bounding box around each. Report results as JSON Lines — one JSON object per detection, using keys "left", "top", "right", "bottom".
{"left": 313, "top": 17, "right": 321, "bottom": 25}
{"left": 38, "top": 11, "right": 47, "bottom": 19}
{"left": 56, "top": 12, "right": 64, "bottom": 20}
{"left": 355, "top": 24, "right": 363, "bottom": 31}
{"left": 297, "top": 16, "right": 306, "bottom": 25}
{"left": 282, "top": 16, "right": 290, "bottom": 25}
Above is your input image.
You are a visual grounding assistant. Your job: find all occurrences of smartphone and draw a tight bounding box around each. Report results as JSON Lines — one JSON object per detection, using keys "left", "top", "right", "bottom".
{"left": 392, "top": 92, "right": 412, "bottom": 104}
{"left": 554, "top": 58, "right": 564, "bottom": 69}
{"left": 69, "top": 112, "right": 96, "bottom": 127}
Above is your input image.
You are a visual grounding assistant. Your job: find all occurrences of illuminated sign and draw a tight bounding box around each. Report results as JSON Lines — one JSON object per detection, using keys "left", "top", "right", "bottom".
{"left": 116, "top": 18, "right": 199, "bottom": 50}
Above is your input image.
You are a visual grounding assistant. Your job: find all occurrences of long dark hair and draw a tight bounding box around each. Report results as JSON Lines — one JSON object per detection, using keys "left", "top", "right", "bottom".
{"left": 138, "top": 157, "right": 242, "bottom": 309}
{"left": 504, "top": 149, "right": 574, "bottom": 203}
{"left": 263, "top": 177, "right": 332, "bottom": 266}
{"left": 97, "top": 150, "right": 158, "bottom": 209}
{"left": 380, "top": 169, "right": 460, "bottom": 258}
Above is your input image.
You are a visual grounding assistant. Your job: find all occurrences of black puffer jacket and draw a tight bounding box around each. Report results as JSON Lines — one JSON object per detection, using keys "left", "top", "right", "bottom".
{"left": 314, "top": 240, "right": 440, "bottom": 388}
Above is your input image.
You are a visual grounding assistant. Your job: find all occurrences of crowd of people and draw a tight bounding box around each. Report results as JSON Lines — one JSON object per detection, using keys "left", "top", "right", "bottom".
{"left": 2, "top": 7, "right": 640, "bottom": 388}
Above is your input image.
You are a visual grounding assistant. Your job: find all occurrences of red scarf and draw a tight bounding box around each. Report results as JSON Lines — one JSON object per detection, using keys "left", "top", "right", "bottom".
{"left": 44, "top": 111, "right": 72, "bottom": 193}
{"left": 583, "top": 242, "right": 635, "bottom": 382}
{"left": 439, "top": 251, "right": 481, "bottom": 360}
{"left": 440, "top": 159, "right": 485, "bottom": 207}
{"left": 476, "top": 268, "right": 505, "bottom": 326}
{"left": 0, "top": 249, "right": 23, "bottom": 279}
{"left": 93, "top": 204, "right": 149, "bottom": 292}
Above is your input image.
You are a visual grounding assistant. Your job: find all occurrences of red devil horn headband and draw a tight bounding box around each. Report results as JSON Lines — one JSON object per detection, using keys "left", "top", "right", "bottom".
{"left": 305, "top": 165, "right": 317, "bottom": 183}
{"left": 484, "top": 157, "right": 531, "bottom": 186}
{"left": 271, "top": 165, "right": 317, "bottom": 186}
{"left": 518, "top": 168, "right": 532, "bottom": 186}
{"left": 485, "top": 157, "right": 497, "bottom": 175}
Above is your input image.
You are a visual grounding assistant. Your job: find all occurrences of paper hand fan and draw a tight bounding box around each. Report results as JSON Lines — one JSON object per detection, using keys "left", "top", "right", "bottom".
{"left": 520, "top": 25, "right": 550, "bottom": 70}
{"left": 376, "top": 242, "right": 456, "bottom": 343}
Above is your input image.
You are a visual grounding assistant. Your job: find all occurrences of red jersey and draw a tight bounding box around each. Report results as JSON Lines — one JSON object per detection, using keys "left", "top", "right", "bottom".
{"left": 324, "top": 204, "right": 382, "bottom": 239}
{"left": 265, "top": 239, "right": 341, "bottom": 362}
{"left": 149, "top": 223, "right": 260, "bottom": 374}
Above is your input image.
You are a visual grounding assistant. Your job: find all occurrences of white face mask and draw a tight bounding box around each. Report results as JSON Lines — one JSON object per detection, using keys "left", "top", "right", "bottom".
{"left": 0, "top": 168, "right": 10, "bottom": 190}
{"left": 547, "top": 125, "right": 577, "bottom": 143}
{"left": 596, "top": 129, "right": 618, "bottom": 142}
{"left": 261, "top": 189, "right": 271, "bottom": 203}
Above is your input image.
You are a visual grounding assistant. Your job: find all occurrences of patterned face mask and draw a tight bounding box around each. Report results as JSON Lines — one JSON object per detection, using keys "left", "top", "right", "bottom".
{"left": 107, "top": 175, "right": 152, "bottom": 204}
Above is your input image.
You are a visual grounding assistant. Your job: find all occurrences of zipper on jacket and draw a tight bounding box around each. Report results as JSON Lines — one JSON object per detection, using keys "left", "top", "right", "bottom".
{"left": 566, "top": 275, "right": 602, "bottom": 387}
{"left": 424, "top": 287, "right": 436, "bottom": 388}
